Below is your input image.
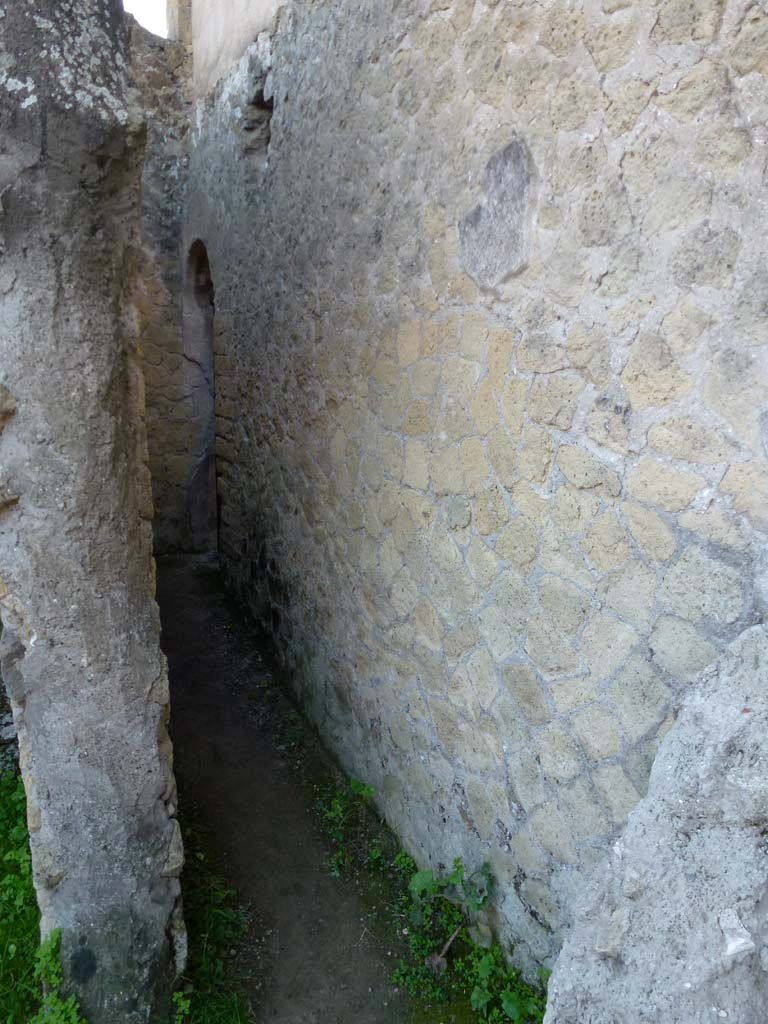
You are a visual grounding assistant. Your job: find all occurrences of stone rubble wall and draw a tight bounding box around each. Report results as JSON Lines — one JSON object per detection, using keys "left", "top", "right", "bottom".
{"left": 0, "top": 1, "right": 183, "bottom": 1018}
{"left": 129, "top": 21, "right": 201, "bottom": 554}
{"left": 544, "top": 625, "right": 768, "bottom": 1023}
{"left": 181, "top": 0, "right": 768, "bottom": 977}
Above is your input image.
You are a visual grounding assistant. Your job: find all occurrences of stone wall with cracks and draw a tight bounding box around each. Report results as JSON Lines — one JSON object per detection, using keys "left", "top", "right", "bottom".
{"left": 180, "top": 0, "right": 768, "bottom": 991}
{"left": 129, "top": 20, "right": 202, "bottom": 555}
{"left": 0, "top": 2, "right": 184, "bottom": 1019}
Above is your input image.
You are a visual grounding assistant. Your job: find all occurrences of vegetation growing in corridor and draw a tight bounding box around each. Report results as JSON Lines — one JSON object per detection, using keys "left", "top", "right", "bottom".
{"left": 316, "top": 777, "right": 547, "bottom": 1023}
{"left": 0, "top": 773, "right": 86, "bottom": 1024}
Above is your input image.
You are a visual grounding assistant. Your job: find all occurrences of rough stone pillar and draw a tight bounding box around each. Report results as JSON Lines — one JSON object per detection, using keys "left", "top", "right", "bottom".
{"left": 0, "top": 2, "right": 183, "bottom": 1021}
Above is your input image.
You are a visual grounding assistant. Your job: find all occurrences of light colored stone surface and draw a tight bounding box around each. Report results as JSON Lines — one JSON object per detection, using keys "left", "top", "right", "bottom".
{"left": 1, "top": 3, "right": 182, "bottom": 1018}
{"left": 176, "top": 0, "right": 768, "bottom": 984}
{"left": 545, "top": 627, "right": 768, "bottom": 1024}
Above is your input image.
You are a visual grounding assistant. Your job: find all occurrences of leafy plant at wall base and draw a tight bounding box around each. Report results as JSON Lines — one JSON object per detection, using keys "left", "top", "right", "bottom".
{"left": 0, "top": 773, "right": 86, "bottom": 1024}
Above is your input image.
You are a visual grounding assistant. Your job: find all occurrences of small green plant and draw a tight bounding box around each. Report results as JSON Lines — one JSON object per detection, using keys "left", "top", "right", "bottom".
{"left": 29, "top": 931, "right": 87, "bottom": 1024}
{"left": 316, "top": 778, "right": 374, "bottom": 876}
{"left": 394, "top": 858, "right": 547, "bottom": 1023}
{"left": 0, "top": 773, "right": 86, "bottom": 1024}
{"left": 176, "top": 817, "right": 253, "bottom": 1024}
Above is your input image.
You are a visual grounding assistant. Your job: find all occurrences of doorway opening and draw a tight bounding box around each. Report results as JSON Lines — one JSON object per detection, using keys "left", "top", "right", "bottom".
{"left": 182, "top": 240, "right": 218, "bottom": 553}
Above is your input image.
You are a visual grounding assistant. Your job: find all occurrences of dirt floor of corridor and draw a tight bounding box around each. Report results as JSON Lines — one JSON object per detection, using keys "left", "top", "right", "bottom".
{"left": 157, "top": 555, "right": 413, "bottom": 1024}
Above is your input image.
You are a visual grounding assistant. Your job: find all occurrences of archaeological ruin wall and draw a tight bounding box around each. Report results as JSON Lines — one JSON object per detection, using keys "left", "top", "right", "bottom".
{"left": 174, "top": 0, "right": 768, "bottom": 980}
{"left": 0, "top": 1, "right": 185, "bottom": 1018}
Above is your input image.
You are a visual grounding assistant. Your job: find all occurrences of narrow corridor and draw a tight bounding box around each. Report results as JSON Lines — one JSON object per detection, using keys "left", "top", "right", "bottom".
{"left": 157, "top": 556, "right": 411, "bottom": 1024}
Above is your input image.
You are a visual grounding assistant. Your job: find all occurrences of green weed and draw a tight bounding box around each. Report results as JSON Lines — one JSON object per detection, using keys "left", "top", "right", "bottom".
{"left": 174, "top": 817, "right": 254, "bottom": 1024}
{"left": 0, "top": 772, "right": 86, "bottom": 1024}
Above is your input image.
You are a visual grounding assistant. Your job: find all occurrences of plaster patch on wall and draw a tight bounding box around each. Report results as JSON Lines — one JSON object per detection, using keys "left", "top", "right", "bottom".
{"left": 459, "top": 139, "right": 535, "bottom": 290}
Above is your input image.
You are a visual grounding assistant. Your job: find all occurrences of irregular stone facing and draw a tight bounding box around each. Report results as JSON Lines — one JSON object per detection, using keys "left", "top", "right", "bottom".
{"left": 0, "top": 2, "right": 182, "bottom": 1019}
{"left": 545, "top": 626, "right": 768, "bottom": 1023}
{"left": 178, "top": 0, "right": 768, "bottom": 980}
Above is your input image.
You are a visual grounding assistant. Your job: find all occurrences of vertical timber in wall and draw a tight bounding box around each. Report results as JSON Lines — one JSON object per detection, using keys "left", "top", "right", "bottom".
{"left": 0, "top": 2, "right": 183, "bottom": 1020}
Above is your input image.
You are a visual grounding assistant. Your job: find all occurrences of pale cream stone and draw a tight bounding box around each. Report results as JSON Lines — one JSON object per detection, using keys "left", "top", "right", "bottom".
{"left": 621, "top": 132, "right": 678, "bottom": 194}
{"left": 412, "top": 598, "right": 444, "bottom": 652}
{"left": 519, "top": 424, "right": 555, "bottom": 483}
{"left": 557, "top": 446, "right": 622, "bottom": 498}
{"left": 479, "top": 605, "right": 519, "bottom": 663}
{"left": 581, "top": 611, "right": 639, "bottom": 681}
{"left": 693, "top": 122, "right": 752, "bottom": 172}
{"left": 653, "top": 0, "right": 724, "bottom": 43}
{"left": 445, "top": 617, "right": 480, "bottom": 660}
{"left": 528, "top": 804, "right": 577, "bottom": 863}
{"left": 470, "top": 377, "right": 500, "bottom": 434}
{"left": 461, "top": 436, "right": 491, "bottom": 495}
{"left": 410, "top": 359, "right": 440, "bottom": 398}
{"left": 729, "top": 5, "right": 768, "bottom": 76}
{"left": 551, "top": 678, "right": 602, "bottom": 713}
{"left": 585, "top": 398, "right": 631, "bottom": 456}
{"left": 608, "top": 654, "right": 672, "bottom": 743}
{"left": 391, "top": 566, "right": 420, "bottom": 617}
{"left": 517, "top": 332, "right": 569, "bottom": 374}
{"left": 496, "top": 517, "right": 538, "bottom": 570}
{"left": 493, "top": 569, "right": 535, "bottom": 634}
{"left": 566, "top": 323, "right": 612, "bottom": 387}
{"left": 657, "top": 60, "right": 730, "bottom": 121}
{"left": 677, "top": 506, "right": 748, "bottom": 551}
{"left": 431, "top": 445, "right": 463, "bottom": 495}
{"left": 403, "top": 398, "right": 434, "bottom": 436}
{"left": 662, "top": 295, "right": 714, "bottom": 358}
{"left": 502, "top": 663, "right": 550, "bottom": 725}
{"left": 528, "top": 372, "right": 586, "bottom": 430}
{"left": 703, "top": 349, "right": 767, "bottom": 445}
{"left": 539, "top": 576, "right": 590, "bottom": 635}
{"left": 474, "top": 485, "right": 509, "bottom": 535}
{"left": 562, "top": 778, "right": 612, "bottom": 841}
{"left": 551, "top": 69, "right": 605, "bottom": 129}
{"left": 578, "top": 179, "right": 633, "bottom": 247}
{"left": 586, "top": 14, "right": 638, "bottom": 71}
{"left": 466, "top": 778, "right": 509, "bottom": 841}
{"left": 627, "top": 459, "right": 705, "bottom": 512}
{"left": 461, "top": 310, "right": 490, "bottom": 360}
{"left": 397, "top": 321, "right": 421, "bottom": 367}
{"left": 466, "top": 647, "right": 501, "bottom": 710}
{"left": 461, "top": 718, "right": 504, "bottom": 775}
{"left": 423, "top": 317, "right": 459, "bottom": 357}
{"left": 540, "top": 0, "right": 587, "bottom": 56}
{"left": 592, "top": 764, "right": 642, "bottom": 823}
{"left": 659, "top": 546, "right": 743, "bottom": 625}
{"left": 609, "top": 297, "right": 654, "bottom": 335}
{"left": 404, "top": 439, "right": 430, "bottom": 490}
{"left": 621, "top": 334, "right": 691, "bottom": 411}
{"left": 650, "top": 616, "right": 718, "bottom": 680}
{"left": 720, "top": 461, "right": 768, "bottom": 531}
{"left": 671, "top": 223, "right": 741, "bottom": 288}
{"left": 551, "top": 486, "right": 601, "bottom": 534}
{"left": 519, "top": 878, "right": 563, "bottom": 932}
{"left": 621, "top": 502, "right": 676, "bottom": 561}
{"left": 466, "top": 536, "right": 498, "bottom": 589}
{"left": 605, "top": 78, "right": 655, "bottom": 135}
{"left": 525, "top": 611, "right": 581, "bottom": 677}
{"left": 538, "top": 522, "right": 593, "bottom": 588}
{"left": 536, "top": 722, "right": 583, "bottom": 783}
{"left": 500, "top": 376, "right": 527, "bottom": 435}
{"left": 597, "top": 561, "right": 657, "bottom": 630}
{"left": 488, "top": 327, "right": 518, "bottom": 387}
{"left": 487, "top": 429, "right": 518, "bottom": 489}
{"left": 648, "top": 417, "right": 732, "bottom": 465}
{"left": 643, "top": 177, "right": 712, "bottom": 235}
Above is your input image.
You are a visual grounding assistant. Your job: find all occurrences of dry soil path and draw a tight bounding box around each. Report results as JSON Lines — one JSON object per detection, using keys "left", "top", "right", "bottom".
{"left": 157, "top": 555, "right": 410, "bottom": 1024}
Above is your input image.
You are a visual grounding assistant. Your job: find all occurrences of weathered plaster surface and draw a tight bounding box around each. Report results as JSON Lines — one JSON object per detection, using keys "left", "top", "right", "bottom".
{"left": 189, "top": 0, "right": 287, "bottom": 95}
{"left": 182, "top": 0, "right": 768, "bottom": 981}
{"left": 0, "top": 1, "right": 183, "bottom": 1018}
{"left": 545, "top": 625, "right": 768, "bottom": 1023}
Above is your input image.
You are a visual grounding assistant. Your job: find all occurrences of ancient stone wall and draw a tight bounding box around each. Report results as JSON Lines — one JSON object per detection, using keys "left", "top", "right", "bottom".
{"left": 0, "top": 1, "right": 183, "bottom": 1018}
{"left": 183, "top": 0, "right": 768, "bottom": 976}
